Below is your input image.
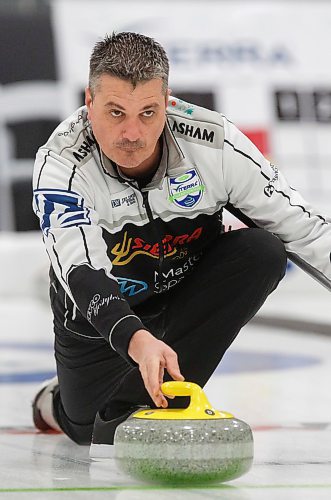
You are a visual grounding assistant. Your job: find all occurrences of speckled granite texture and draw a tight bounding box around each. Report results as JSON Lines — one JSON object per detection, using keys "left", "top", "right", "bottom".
{"left": 114, "top": 417, "right": 253, "bottom": 484}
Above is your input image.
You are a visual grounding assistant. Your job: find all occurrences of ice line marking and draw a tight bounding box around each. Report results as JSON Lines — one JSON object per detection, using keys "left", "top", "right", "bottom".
{"left": 0, "top": 484, "right": 330, "bottom": 493}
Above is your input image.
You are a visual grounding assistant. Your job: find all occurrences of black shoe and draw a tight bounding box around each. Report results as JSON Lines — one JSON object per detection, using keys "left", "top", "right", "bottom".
{"left": 89, "top": 405, "right": 148, "bottom": 459}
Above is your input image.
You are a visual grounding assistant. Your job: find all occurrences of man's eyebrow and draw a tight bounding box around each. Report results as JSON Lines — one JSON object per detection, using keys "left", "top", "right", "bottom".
{"left": 141, "top": 103, "right": 160, "bottom": 110}
{"left": 104, "top": 101, "right": 160, "bottom": 111}
{"left": 105, "top": 101, "right": 125, "bottom": 110}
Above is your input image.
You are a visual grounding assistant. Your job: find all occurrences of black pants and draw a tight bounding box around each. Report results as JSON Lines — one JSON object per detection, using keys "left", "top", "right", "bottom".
{"left": 53, "top": 228, "right": 287, "bottom": 444}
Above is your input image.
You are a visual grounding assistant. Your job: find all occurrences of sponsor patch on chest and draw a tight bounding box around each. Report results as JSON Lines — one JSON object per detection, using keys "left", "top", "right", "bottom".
{"left": 111, "top": 191, "right": 137, "bottom": 208}
{"left": 168, "top": 168, "right": 205, "bottom": 208}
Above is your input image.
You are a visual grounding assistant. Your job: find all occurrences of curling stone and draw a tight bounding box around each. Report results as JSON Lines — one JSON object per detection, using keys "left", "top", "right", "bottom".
{"left": 114, "top": 381, "right": 253, "bottom": 484}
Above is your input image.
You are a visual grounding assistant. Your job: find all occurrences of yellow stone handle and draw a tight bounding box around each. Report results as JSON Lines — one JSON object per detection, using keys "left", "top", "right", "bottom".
{"left": 162, "top": 381, "right": 211, "bottom": 406}
{"left": 133, "top": 381, "right": 234, "bottom": 420}
{"left": 161, "top": 381, "right": 221, "bottom": 418}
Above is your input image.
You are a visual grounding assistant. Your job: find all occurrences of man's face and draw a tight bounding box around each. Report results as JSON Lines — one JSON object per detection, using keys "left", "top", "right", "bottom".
{"left": 85, "top": 75, "right": 168, "bottom": 170}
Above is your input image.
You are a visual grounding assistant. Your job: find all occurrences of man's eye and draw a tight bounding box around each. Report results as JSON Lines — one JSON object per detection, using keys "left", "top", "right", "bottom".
{"left": 142, "top": 110, "right": 154, "bottom": 117}
{"left": 110, "top": 110, "right": 123, "bottom": 117}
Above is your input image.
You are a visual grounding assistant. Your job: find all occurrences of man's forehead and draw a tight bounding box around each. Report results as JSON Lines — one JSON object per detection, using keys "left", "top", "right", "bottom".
{"left": 96, "top": 74, "right": 164, "bottom": 98}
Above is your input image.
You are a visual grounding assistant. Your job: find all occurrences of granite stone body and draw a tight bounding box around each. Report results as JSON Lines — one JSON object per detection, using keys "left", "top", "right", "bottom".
{"left": 114, "top": 416, "right": 254, "bottom": 484}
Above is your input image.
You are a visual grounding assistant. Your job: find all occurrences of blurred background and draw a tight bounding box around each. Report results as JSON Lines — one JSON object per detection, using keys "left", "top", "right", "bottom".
{"left": 1, "top": 0, "right": 331, "bottom": 322}
{"left": 1, "top": 4, "right": 330, "bottom": 494}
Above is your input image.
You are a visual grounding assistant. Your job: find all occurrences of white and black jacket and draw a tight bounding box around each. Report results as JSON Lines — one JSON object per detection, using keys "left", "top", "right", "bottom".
{"left": 33, "top": 98, "right": 331, "bottom": 362}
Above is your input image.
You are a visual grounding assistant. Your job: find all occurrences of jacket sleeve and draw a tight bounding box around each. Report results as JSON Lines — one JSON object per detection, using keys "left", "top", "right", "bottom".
{"left": 221, "top": 116, "right": 331, "bottom": 286}
{"left": 33, "top": 148, "right": 145, "bottom": 363}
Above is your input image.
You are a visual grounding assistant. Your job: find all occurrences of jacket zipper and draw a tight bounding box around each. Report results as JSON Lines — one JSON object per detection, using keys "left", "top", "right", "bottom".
{"left": 142, "top": 190, "right": 165, "bottom": 290}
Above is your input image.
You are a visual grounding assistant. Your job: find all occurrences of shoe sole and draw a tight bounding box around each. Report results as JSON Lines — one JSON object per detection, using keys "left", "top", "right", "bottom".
{"left": 89, "top": 443, "right": 115, "bottom": 460}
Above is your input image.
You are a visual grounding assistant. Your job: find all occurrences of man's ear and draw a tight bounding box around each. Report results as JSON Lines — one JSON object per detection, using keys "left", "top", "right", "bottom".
{"left": 165, "top": 88, "right": 171, "bottom": 107}
{"left": 85, "top": 87, "right": 93, "bottom": 110}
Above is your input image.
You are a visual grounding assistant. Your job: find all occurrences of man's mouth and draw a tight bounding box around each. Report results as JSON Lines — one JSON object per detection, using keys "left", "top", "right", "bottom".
{"left": 118, "top": 146, "right": 142, "bottom": 152}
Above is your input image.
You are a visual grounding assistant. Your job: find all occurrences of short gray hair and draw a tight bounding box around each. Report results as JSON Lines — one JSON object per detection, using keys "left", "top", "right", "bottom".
{"left": 89, "top": 32, "right": 169, "bottom": 97}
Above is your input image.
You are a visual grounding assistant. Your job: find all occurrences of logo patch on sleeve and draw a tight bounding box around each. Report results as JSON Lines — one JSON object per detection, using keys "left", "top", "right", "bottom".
{"left": 168, "top": 168, "right": 205, "bottom": 208}
{"left": 116, "top": 277, "right": 148, "bottom": 296}
{"left": 33, "top": 189, "right": 91, "bottom": 235}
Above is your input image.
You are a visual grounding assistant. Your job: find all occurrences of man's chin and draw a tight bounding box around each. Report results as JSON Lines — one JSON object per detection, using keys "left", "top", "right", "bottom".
{"left": 115, "top": 154, "right": 145, "bottom": 169}
{"left": 116, "top": 160, "right": 142, "bottom": 169}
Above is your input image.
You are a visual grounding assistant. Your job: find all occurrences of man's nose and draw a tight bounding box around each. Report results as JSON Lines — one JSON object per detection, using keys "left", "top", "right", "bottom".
{"left": 122, "top": 118, "right": 141, "bottom": 142}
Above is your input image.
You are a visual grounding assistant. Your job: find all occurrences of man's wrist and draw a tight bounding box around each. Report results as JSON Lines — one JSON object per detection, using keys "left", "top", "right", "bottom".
{"left": 128, "top": 329, "right": 153, "bottom": 358}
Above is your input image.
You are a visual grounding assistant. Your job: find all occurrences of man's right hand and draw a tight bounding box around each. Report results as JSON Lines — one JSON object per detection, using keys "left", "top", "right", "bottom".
{"left": 128, "top": 329, "right": 184, "bottom": 408}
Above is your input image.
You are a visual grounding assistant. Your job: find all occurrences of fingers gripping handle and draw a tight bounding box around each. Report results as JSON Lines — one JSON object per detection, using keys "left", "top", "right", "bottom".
{"left": 133, "top": 381, "right": 234, "bottom": 419}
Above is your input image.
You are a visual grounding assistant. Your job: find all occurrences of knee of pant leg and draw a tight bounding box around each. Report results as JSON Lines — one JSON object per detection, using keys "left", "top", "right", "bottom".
{"left": 243, "top": 228, "right": 287, "bottom": 280}
{"left": 53, "top": 391, "right": 94, "bottom": 445}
